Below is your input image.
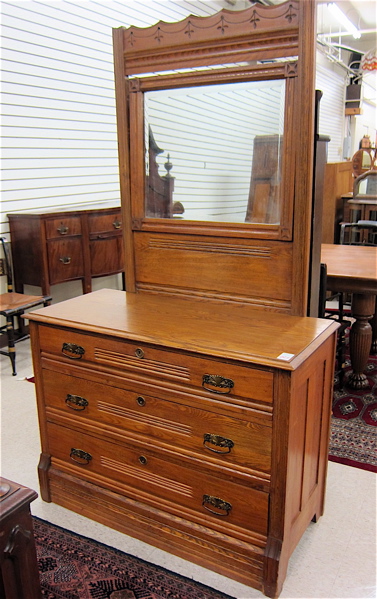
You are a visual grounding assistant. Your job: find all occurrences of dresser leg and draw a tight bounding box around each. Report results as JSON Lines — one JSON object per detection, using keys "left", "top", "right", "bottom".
{"left": 263, "top": 537, "right": 286, "bottom": 599}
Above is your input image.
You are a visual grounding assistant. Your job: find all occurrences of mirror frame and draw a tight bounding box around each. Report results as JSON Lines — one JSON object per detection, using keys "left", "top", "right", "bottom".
{"left": 128, "top": 61, "right": 297, "bottom": 239}
{"left": 113, "top": 0, "right": 317, "bottom": 316}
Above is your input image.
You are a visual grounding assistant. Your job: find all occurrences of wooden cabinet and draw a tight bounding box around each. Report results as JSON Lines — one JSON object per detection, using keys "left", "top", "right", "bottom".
{"left": 0, "top": 477, "right": 42, "bottom": 599}
{"left": 28, "top": 289, "right": 338, "bottom": 599}
{"left": 7, "top": 203, "right": 124, "bottom": 296}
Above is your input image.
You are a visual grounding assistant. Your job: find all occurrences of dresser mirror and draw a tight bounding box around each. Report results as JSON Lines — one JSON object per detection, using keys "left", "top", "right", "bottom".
{"left": 144, "top": 78, "right": 286, "bottom": 224}
{"left": 114, "top": 0, "right": 316, "bottom": 313}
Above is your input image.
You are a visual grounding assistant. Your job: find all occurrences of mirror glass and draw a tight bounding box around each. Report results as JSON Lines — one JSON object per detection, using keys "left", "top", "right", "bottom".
{"left": 145, "top": 79, "right": 286, "bottom": 224}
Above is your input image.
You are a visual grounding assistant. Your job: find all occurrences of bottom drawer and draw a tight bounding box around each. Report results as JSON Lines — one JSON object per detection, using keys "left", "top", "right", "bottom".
{"left": 47, "top": 422, "right": 268, "bottom": 537}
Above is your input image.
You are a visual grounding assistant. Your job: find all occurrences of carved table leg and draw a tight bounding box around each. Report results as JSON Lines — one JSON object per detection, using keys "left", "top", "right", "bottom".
{"left": 348, "top": 293, "right": 375, "bottom": 389}
{"left": 370, "top": 297, "right": 377, "bottom": 355}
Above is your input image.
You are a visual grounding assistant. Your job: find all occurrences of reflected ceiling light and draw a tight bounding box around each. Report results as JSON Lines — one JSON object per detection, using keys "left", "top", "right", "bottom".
{"left": 327, "top": 3, "right": 361, "bottom": 39}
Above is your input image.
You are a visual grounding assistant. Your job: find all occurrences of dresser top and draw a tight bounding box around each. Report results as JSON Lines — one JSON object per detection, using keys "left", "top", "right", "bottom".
{"left": 7, "top": 201, "right": 121, "bottom": 218}
{"left": 27, "top": 289, "right": 337, "bottom": 370}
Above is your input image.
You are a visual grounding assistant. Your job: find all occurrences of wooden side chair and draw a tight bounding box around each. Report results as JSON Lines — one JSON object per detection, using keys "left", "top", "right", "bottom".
{"left": 0, "top": 237, "right": 52, "bottom": 375}
{"left": 319, "top": 263, "right": 352, "bottom": 387}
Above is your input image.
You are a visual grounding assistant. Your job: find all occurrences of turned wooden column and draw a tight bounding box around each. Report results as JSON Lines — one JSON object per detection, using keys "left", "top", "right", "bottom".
{"left": 370, "top": 296, "right": 377, "bottom": 355}
{"left": 348, "top": 293, "right": 375, "bottom": 389}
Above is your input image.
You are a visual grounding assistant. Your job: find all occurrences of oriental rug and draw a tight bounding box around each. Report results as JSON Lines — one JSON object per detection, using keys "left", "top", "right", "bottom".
{"left": 329, "top": 348, "right": 377, "bottom": 473}
{"left": 33, "top": 517, "right": 236, "bottom": 599}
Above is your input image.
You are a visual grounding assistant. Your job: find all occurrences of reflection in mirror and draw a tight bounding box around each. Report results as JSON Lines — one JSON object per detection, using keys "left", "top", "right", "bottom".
{"left": 353, "top": 169, "right": 377, "bottom": 198}
{"left": 145, "top": 79, "right": 285, "bottom": 224}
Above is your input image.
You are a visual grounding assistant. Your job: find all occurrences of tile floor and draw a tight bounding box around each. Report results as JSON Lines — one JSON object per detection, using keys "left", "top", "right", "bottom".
{"left": 1, "top": 340, "right": 376, "bottom": 599}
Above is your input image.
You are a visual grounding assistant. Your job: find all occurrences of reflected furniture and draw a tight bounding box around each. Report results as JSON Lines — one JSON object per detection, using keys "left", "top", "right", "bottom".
{"left": 321, "top": 243, "right": 377, "bottom": 389}
{"left": 341, "top": 170, "right": 377, "bottom": 244}
{"left": 27, "top": 3, "right": 339, "bottom": 598}
{"left": 7, "top": 203, "right": 124, "bottom": 297}
{"left": 246, "top": 135, "right": 283, "bottom": 224}
{"left": 0, "top": 237, "right": 51, "bottom": 376}
{"left": 322, "top": 162, "right": 353, "bottom": 244}
{"left": 0, "top": 477, "right": 42, "bottom": 599}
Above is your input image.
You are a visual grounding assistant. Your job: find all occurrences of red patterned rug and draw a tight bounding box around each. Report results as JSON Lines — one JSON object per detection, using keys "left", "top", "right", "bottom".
{"left": 329, "top": 348, "right": 377, "bottom": 473}
{"left": 33, "top": 517, "right": 235, "bottom": 599}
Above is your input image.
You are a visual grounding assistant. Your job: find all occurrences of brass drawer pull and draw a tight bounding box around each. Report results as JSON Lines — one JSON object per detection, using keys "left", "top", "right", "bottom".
{"left": 57, "top": 224, "right": 69, "bottom": 235}
{"left": 136, "top": 396, "right": 146, "bottom": 406}
{"left": 138, "top": 455, "right": 148, "bottom": 465}
{"left": 202, "top": 374, "right": 234, "bottom": 394}
{"left": 203, "top": 434, "right": 234, "bottom": 454}
{"left": 202, "top": 495, "right": 232, "bottom": 517}
{"left": 62, "top": 342, "right": 85, "bottom": 360}
{"left": 70, "top": 448, "right": 92, "bottom": 465}
{"left": 112, "top": 219, "right": 121, "bottom": 229}
{"left": 59, "top": 256, "right": 71, "bottom": 265}
{"left": 135, "top": 348, "right": 144, "bottom": 358}
{"left": 65, "top": 394, "right": 88, "bottom": 411}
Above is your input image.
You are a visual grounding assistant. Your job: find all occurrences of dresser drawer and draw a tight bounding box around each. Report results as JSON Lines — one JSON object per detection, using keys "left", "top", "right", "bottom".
{"left": 47, "top": 422, "right": 269, "bottom": 537}
{"left": 38, "top": 327, "right": 274, "bottom": 404}
{"left": 45, "top": 217, "right": 82, "bottom": 239}
{"left": 88, "top": 211, "right": 122, "bottom": 235}
{"left": 46, "top": 240, "right": 84, "bottom": 284}
{"left": 42, "top": 369, "right": 272, "bottom": 474}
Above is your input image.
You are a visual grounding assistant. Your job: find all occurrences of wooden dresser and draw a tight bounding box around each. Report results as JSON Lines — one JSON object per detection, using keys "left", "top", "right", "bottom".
{"left": 7, "top": 203, "right": 124, "bottom": 296}
{"left": 28, "top": 3, "right": 339, "bottom": 597}
{"left": 28, "top": 289, "right": 337, "bottom": 598}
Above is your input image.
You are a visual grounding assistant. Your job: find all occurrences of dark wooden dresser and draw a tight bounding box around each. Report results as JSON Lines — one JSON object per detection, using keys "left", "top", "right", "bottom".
{"left": 28, "top": 289, "right": 338, "bottom": 598}
{"left": 0, "top": 477, "right": 42, "bottom": 599}
{"left": 7, "top": 203, "right": 124, "bottom": 296}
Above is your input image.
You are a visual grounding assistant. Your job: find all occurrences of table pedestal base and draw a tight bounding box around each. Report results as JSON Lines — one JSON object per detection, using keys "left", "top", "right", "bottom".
{"left": 348, "top": 293, "right": 375, "bottom": 390}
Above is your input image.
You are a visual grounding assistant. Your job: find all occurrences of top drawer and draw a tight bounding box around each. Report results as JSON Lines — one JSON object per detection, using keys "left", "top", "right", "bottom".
{"left": 38, "top": 326, "right": 274, "bottom": 404}
{"left": 45, "top": 217, "right": 82, "bottom": 239}
{"left": 88, "top": 212, "right": 122, "bottom": 235}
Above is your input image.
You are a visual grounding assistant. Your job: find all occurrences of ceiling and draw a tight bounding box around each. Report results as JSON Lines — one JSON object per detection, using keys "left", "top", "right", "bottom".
{"left": 316, "top": 1, "right": 377, "bottom": 56}
{"left": 220, "top": 0, "right": 376, "bottom": 56}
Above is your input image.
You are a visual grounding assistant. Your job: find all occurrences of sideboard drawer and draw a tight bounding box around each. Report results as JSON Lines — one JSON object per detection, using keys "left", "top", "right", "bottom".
{"left": 38, "top": 327, "right": 274, "bottom": 404}
{"left": 42, "top": 368, "right": 272, "bottom": 474}
{"left": 45, "top": 217, "right": 82, "bottom": 239}
{"left": 47, "top": 239, "right": 84, "bottom": 284}
{"left": 47, "top": 421, "right": 269, "bottom": 537}
{"left": 88, "top": 212, "right": 122, "bottom": 235}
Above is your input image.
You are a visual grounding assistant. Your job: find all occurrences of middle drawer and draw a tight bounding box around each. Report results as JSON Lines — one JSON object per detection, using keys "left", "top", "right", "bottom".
{"left": 42, "top": 369, "right": 272, "bottom": 475}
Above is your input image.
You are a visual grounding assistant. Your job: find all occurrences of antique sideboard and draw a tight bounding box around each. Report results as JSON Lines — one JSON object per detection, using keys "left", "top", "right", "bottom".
{"left": 7, "top": 203, "right": 124, "bottom": 296}
{"left": 27, "top": 2, "right": 339, "bottom": 597}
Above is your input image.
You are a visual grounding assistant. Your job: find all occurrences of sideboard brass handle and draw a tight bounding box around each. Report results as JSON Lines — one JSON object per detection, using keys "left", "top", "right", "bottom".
{"left": 57, "top": 224, "right": 69, "bottom": 235}
{"left": 112, "top": 219, "right": 121, "bottom": 229}
{"left": 59, "top": 256, "right": 71, "bottom": 264}
{"left": 202, "top": 495, "right": 232, "bottom": 517}
{"left": 65, "top": 394, "right": 88, "bottom": 411}
{"left": 203, "top": 434, "right": 234, "bottom": 454}
{"left": 202, "top": 374, "right": 234, "bottom": 394}
{"left": 135, "top": 348, "right": 144, "bottom": 358}
{"left": 70, "top": 448, "right": 92, "bottom": 465}
{"left": 62, "top": 342, "right": 85, "bottom": 360}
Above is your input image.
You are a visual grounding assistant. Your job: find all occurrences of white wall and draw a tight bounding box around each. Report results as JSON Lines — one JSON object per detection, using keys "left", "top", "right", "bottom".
{"left": 2, "top": 0, "right": 374, "bottom": 301}
{"left": 1, "top": 0, "right": 229, "bottom": 237}
{"left": 0, "top": 0, "right": 229, "bottom": 300}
